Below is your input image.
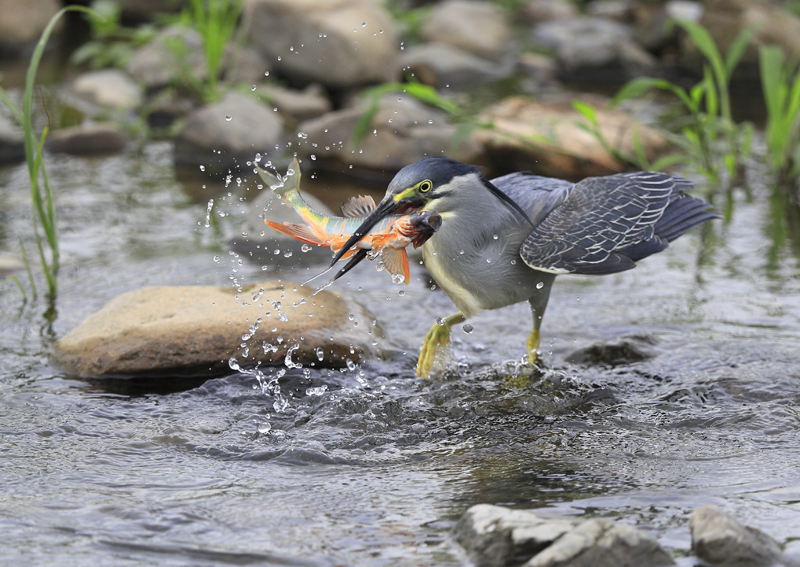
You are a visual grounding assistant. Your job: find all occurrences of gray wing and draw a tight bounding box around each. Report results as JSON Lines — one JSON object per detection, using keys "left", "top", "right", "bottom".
{"left": 520, "top": 172, "right": 693, "bottom": 275}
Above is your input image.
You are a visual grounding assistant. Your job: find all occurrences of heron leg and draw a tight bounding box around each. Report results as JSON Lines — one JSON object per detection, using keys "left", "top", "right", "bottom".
{"left": 417, "top": 312, "right": 465, "bottom": 378}
{"left": 527, "top": 275, "right": 555, "bottom": 365}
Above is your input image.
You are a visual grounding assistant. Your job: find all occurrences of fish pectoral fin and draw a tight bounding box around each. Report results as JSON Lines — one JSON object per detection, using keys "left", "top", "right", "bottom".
{"left": 381, "top": 248, "right": 410, "bottom": 284}
{"left": 264, "top": 219, "right": 322, "bottom": 246}
{"left": 340, "top": 195, "right": 377, "bottom": 217}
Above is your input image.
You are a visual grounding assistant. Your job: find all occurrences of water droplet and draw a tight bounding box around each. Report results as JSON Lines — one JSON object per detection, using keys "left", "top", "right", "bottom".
{"left": 536, "top": 281, "right": 544, "bottom": 289}
{"left": 462, "top": 324, "right": 474, "bottom": 334}
{"left": 510, "top": 259, "right": 516, "bottom": 265}
{"left": 284, "top": 251, "right": 292, "bottom": 258}
{"left": 199, "top": 165, "right": 205, "bottom": 171}
{"left": 277, "top": 56, "right": 281, "bottom": 61}
{"left": 346, "top": 358, "right": 356, "bottom": 371}
{"left": 493, "top": 234, "right": 499, "bottom": 240}
{"left": 398, "top": 290, "right": 405, "bottom": 296}
{"left": 428, "top": 119, "right": 433, "bottom": 124}
{"left": 436, "top": 317, "right": 445, "bottom": 326}
{"left": 301, "top": 244, "right": 312, "bottom": 253}
{"left": 251, "top": 84, "right": 257, "bottom": 91}
{"left": 264, "top": 71, "right": 270, "bottom": 76}
{"left": 279, "top": 312, "right": 288, "bottom": 322}
{"left": 306, "top": 385, "right": 328, "bottom": 396}
{"left": 362, "top": 21, "right": 367, "bottom": 27}
{"left": 213, "top": 255, "right": 221, "bottom": 263}
{"left": 226, "top": 115, "right": 232, "bottom": 121}
{"left": 316, "top": 347, "right": 324, "bottom": 361}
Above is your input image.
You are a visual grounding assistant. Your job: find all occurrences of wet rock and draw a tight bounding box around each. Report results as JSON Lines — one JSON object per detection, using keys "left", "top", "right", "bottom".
{"left": 223, "top": 46, "right": 272, "bottom": 86}
{"left": 400, "top": 43, "right": 512, "bottom": 90}
{"left": 50, "top": 281, "right": 387, "bottom": 377}
{"left": 243, "top": 0, "right": 399, "bottom": 89}
{"left": 127, "top": 25, "right": 206, "bottom": 90}
{"left": 532, "top": 17, "right": 658, "bottom": 80}
{"left": 566, "top": 334, "right": 659, "bottom": 366}
{"left": 472, "top": 96, "right": 671, "bottom": 180}
{"left": 454, "top": 504, "right": 577, "bottom": 567}
{"left": 0, "top": 0, "right": 60, "bottom": 56}
{"left": 256, "top": 83, "right": 332, "bottom": 124}
{"left": 46, "top": 123, "right": 129, "bottom": 155}
{"left": 72, "top": 70, "right": 142, "bottom": 110}
{"left": 421, "top": 0, "right": 512, "bottom": 62}
{"left": 690, "top": 505, "right": 782, "bottom": 566}
{"left": 520, "top": 0, "right": 579, "bottom": 25}
{"left": 296, "top": 95, "right": 483, "bottom": 172}
{"left": 144, "top": 91, "right": 198, "bottom": 130}
{"left": 526, "top": 518, "right": 675, "bottom": 567}
{"left": 174, "top": 92, "right": 284, "bottom": 171}
{"left": 0, "top": 113, "right": 24, "bottom": 165}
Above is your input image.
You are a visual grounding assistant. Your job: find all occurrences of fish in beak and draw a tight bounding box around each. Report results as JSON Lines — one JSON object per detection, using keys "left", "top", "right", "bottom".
{"left": 328, "top": 196, "right": 405, "bottom": 266}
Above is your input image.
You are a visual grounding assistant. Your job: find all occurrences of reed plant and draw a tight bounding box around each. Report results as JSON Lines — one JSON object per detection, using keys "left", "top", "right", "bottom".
{"left": 187, "top": 0, "right": 243, "bottom": 102}
{"left": 759, "top": 45, "right": 800, "bottom": 188}
{"left": 0, "top": 6, "right": 97, "bottom": 304}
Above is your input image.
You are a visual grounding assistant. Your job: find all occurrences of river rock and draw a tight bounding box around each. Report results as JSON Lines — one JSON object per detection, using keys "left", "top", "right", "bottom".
{"left": 454, "top": 504, "right": 577, "bottom": 567}
{"left": 0, "top": 113, "right": 24, "bottom": 165}
{"left": 174, "top": 92, "right": 284, "bottom": 171}
{"left": 400, "top": 43, "right": 512, "bottom": 89}
{"left": 72, "top": 69, "right": 142, "bottom": 110}
{"left": 127, "top": 25, "right": 206, "bottom": 90}
{"left": 51, "top": 281, "right": 387, "bottom": 377}
{"left": 421, "top": 0, "right": 512, "bottom": 62}
{"left": 690, "top": 505, "right": 782, "bottom": 566}
{"left": 566, "top": 334, "right": 659, "bottom": 366}
{"left": 256, "top": 83, "right": 332, "bottom": 124}
{"left": 243, "top": 0, "right": 399, "bottom": 89}
{"left": 532, "top": 17, "right": 657, "bottom": 80}
{"left": 295, "top": 96, "right": 483, "bottom": 173}
{"left": 46, "top": 123, "right": 129, "bottom": 155}
{"left": 472, "top": 96, "right": 672, "bottom": 180}
{"left": 0, "top": 0, "right": 60, "bottom": 56}
{"left": 526, "top": 519, "right": 675, "bottom": 567}
{"left": 223, "top": 46, "right": 272, "bottom": 86}
{"left": 520, "top": 0, "right": 579, "bottom": 25}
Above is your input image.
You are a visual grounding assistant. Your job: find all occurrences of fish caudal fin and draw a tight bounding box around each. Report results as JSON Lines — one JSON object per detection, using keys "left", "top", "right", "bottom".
{"left": 264, "top": 219, "right": 322, "bottom": 246}
{"left": 381, "top": 248, "right": 410, "bottom": 284}
{"left": 257, "top": 157, "right": 301, "bottom": 196}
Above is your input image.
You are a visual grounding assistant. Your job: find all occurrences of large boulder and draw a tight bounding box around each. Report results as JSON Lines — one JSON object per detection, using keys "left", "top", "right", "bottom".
{"left": 471, "top": 96, "right": 672, "bottom": 180}
{"left": 50, "top": 281, "right": 388, "bottom": 377}
{"left": 256, "top": 83, "right": 332, "bottom": 124}
{"left": 295, "top": 96, "right": 483, "bottom": 173}
{"left": 126, "top": 25, "right": 206, "bottom": 90}
{"left": 174, "top": 92, "right": 284, "bottom": 171}
{"left": 420, "top": 0, "right": 513, "bottom": 62}
{"left": 243, "top": 0, "right": 399, "bottom": 89}
{"left": 400, "top": 43, "right": 513, "bottom": 90}
{"left": 46, "top": 123, "right": 130, "bottom": 155}
{"left": 690, "top": 505, "right": 782, "bottom": 566}
{"left": 72, "top": 69, "right": 142, "bottom": 110}
{"left": 0, "top": 0, "right": 60, "bottom": 56}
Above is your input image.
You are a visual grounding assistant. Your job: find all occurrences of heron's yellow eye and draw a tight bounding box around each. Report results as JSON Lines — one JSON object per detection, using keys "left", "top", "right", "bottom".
{"left": 418, "top": 180, "right": 432, "bottom": 193}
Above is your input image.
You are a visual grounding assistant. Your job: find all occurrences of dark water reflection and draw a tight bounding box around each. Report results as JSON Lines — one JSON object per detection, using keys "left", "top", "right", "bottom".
{"left": 2, "top": 144, "right": 800, "bottom": 565}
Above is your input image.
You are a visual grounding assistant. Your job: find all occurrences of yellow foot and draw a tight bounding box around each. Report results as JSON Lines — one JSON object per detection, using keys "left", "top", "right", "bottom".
{"left": 527, "top": 328, "right": 541, "bottom": 366}
{"left": 416, "top": 313, "right": 465, "bottom": 378}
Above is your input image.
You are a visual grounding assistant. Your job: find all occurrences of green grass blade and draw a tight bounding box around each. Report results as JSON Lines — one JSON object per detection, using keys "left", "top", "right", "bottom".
{"left": 18, "top": 236, "right": 37, "bottom": 299}
{"left": 725, "top": 27, "right": 756, "bottom": 76}
{"left": 2, "top": 275, "right": 28, "bottom": 302}
{"left": 0, "top": 85, "right": 23, "bottom": 125}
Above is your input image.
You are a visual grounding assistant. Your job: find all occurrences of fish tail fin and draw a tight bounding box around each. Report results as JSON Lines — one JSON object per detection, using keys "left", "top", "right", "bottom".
{"left": 264, "top": 219, "right": 322, "bottom": 246}
{"left": 257, "top": 157, "right": 302, "bottom": 197}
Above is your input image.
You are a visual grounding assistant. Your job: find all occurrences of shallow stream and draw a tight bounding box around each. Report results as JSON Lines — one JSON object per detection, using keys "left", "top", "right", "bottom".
{"left": 2, "top": 143, "right": 800, "bottom": 566}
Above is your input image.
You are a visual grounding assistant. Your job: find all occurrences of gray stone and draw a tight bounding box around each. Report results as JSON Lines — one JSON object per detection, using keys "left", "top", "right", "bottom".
{"left": 174, "top": 92, "right": 284, "bottom": 171}
{"left": 586, "top": 0, "right": 635, "bottom": 23}
{"left": 126, "top": 25, "right": 206, "bottom": 89}
{"left": 46, "top": 123, "right": 129, "bottom": 155}
{"left": 400, "top": 43, "right": 512, "bottom": 90}
{"left": 421, "top": 0, "right": 512, "bottom": 62}
{"left": 223, "top": 46, "right": 272, "bottom": 86}
{"left": 295, "top": 95, "right": 483, "bottom": 172}
{"left": 472, "top": 96, "right": 672, "bottom": 180}
{"left": 454, "top": 504, "right": 577, "bottom": 567}
{"left": 690, "top": 505, "right": 782, "bottom": 566}
{"left": 256, "top": 84, "right": 332, "bottom": 123}
{"left": 520, "top": 0, "right": 579, "bottom": 25}
{"left": 50, "top": 281, "right": 388, "bottom": 377}
{"left": 517, "top": 53, "right": 558, "bottom": 84}
{"left": 566, "top": 334, "right": 659, "bottom": 366}
{"left": 243, "top": 0, "right": 399, "bottom": 89}
{"left": 0, "top": 113, "right": 24, "bottom": 165}
{"left": 525, "top": 519, "right": 674, "bottom": 567}
{"left": 533, "top": 17, "right": 657, "bottom": 76}
{"left": 0, "top": 0, "right": 60, "bottom": 54}
{"left": 72, "top": 70, "right": 142, "bottom": 110}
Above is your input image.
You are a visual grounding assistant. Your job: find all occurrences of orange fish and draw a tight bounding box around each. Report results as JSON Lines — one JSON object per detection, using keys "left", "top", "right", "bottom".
{"left": 260, "top": 159, "right": 442, "bottom": 283}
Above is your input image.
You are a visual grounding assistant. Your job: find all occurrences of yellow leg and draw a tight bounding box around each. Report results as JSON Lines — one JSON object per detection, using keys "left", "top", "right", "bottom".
{"left": 527, "top": 328, "right": 541, "bottom": 365}
{"left": 417, "top": 312, "right": 465, "bottom": 378}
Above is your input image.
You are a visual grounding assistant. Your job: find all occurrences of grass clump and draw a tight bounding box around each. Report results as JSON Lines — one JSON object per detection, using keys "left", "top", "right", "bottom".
{"left": 759, "top": 45, "right": 800, "bottom": 188}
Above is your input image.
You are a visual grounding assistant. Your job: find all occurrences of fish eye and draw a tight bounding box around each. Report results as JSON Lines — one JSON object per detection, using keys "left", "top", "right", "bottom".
{"left": 418, "top": 180, "right": 432, "bottom": 193}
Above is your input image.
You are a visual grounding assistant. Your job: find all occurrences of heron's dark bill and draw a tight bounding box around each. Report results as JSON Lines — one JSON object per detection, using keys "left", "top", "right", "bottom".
{"left": 329, "top": 198, "right": 401, "bottom": 266}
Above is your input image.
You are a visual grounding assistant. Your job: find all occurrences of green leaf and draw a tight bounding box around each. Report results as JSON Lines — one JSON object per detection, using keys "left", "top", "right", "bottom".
{"left": 610, "top": 77, "right": 663, "bottom": 107}
{"left": 571, "top": 100, "right": 598, "bottom": 125}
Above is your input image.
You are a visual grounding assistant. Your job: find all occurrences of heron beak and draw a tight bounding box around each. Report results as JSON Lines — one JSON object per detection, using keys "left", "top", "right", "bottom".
{"left": 329, "top": 196, "right": 402, "bottom": 266}
{"left": 482, "top": 179, "right": 535, "bottom": 228}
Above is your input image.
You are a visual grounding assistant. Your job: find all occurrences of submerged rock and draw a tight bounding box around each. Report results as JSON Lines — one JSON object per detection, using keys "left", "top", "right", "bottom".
{"left": 174, "top": 92, "right": 284, "bottom": 171}
{"left": 72, "top": 69, "right": 143, "bottom": 110}
{"left": 454, "top": 504, "right": 674, "bottom": 567}
{"left": 690, "top": 505, "right": 782, "bottom": 566}
{"left": 472, "top": 96, "right": 671, "bottom": 180}
{"left": 565, "top": 334, "right": 659, "bottom": 366}
{"left": 51, "top": 281, "right": 387, "bottom": 377}
{"left": 421, "top": 0, "right": 512, "bottom": 62}
{"left": 46, "top": 123, "right": 129, "bottom": 155}
{"left": 243, "top": 0, "right": 399, "bottom": 89}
